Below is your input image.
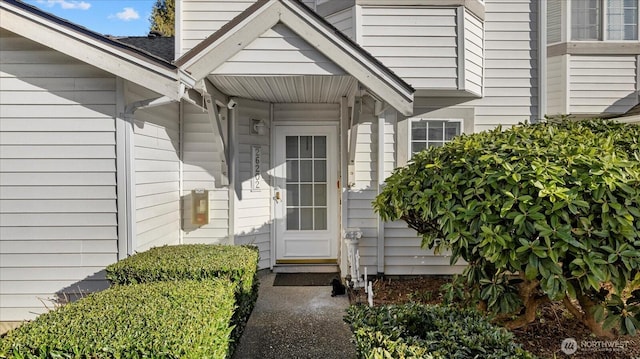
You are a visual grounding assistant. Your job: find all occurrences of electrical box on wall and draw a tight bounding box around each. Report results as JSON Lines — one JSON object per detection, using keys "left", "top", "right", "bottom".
{"left": 191, "top": 189, "right": 209, "bottom": 225}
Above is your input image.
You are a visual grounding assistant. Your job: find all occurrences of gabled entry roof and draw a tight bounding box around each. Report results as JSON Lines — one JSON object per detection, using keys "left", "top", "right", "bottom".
{"left": 0, "top": 0, "right": 182, "bottom": 99}
{"left": 176, "top": 0, "right": 415, "bottom": 115}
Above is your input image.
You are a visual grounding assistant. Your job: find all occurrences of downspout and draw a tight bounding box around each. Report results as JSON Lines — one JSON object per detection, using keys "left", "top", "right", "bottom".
{"left": 122, "top": 95, "right": 176, "bottom": 255}
{"left": 179, "top": 100, "right": 184, "bottom": 245}
{"left": 228, "top": 101, "right": 237, "bottom": 245}
{"left": 115, "top": 78, "right": 128, "bottom": 260}
{"left": 376, "top": 106, "right": 385, "bottom": 276}
{"left": 538, "top": 0, "right": 547, "bottom": 122}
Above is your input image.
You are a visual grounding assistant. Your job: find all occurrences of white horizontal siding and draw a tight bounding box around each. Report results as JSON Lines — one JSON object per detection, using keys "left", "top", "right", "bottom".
{"left": 378, "top": 0, "right": 538, "bottom": 274}
{"left": 213, "top": 24, "right": 345, "bottom": 76}
{"left": 347, "top": 97, "right": 379, "bottom": 274}
{"left": 546, "top": 55, "right": 566, "bottom": 115}
{"left": 181, "top": 102, "right": 230, "bottom": 245}
{"left": 179, "top": 0, "right": 254, "bottom": 56}
{"left": 464, "top": 9, "right": 484, "bottom": 95}
{"left": 547, "top": 0, "right": 561, "bottom": 44}
{"left": 360, "top": 6, "right": 458, "bottom": 90}
{"left": 326, "top": 7, "right": 355, "bottom": 40}
{"left": 468, "top": 0, "right": 538, "bottom": 130}
{"left": 0, "top": 31, "right": 117, "bottom": 321}
{"left": 235, "top": 99, "right": 271, "bottom": 269}
{"left": 569, "top": 55, "right": 638, "bottom": 115}
{"left": 127, "top": 83, "right": 181, "bottom": 252}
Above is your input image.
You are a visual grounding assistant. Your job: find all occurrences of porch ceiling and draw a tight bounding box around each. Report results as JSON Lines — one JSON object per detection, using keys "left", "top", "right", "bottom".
{"left": 209, "top": 75, "right": 358, "bottom": 103}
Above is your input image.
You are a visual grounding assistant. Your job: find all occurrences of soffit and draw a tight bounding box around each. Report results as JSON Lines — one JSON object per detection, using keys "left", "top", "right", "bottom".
{"left": 209, "top": 75, "right": 357, "bottom": 103}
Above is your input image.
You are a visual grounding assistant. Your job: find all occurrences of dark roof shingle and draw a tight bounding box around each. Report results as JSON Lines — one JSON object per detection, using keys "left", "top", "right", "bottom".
{"left": 115, "top": 35, "right": 175, "bottom": 63}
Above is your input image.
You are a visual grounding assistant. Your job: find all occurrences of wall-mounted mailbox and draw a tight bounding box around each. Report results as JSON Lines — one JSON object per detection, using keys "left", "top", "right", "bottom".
{"left": 191, "top": 189, "right": 209, "bottom": 225}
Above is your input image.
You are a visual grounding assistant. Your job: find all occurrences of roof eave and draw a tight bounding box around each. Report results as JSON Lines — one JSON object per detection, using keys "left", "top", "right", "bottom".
{"left": 177, "top": 0, "right": 414, "bottom": 115}
{"left": 1, "top": 0, "right": 180, "bottom": 100}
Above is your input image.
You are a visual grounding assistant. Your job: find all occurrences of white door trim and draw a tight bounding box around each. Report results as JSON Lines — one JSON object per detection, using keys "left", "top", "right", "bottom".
{"left": 271, "top": 124, "right": 340, "bottom": 263}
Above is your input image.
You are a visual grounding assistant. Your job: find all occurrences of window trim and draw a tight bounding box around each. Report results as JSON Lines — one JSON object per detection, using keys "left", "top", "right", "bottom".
{"left": 408, "top": 118, "right": 464, "bottom": 158}
{"left": 570, "top": 0, "right": 640, "bottom": 42}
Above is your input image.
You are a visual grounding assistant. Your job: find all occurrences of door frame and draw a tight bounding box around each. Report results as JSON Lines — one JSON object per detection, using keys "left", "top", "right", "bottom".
{"left": 270, "top": 122, "right": 341, "bottom": 266}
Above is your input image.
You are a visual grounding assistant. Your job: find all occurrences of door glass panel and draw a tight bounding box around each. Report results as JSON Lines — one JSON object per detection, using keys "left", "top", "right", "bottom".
{"left": 300, "top": 184, "right": 313, "bottom": 206}
{"left": 314, "top": 137, "right": 326, "bottom": 158}
{"left": 299, "top": 136, "right": 312, "bottom": 158}
{"left": 314, "top": 160, "right": 326, "bottom": 182}
{"left": 285, "top": 135, "right": 328, "bottom": 231}
{"left": 286, "top": 137, "right": 298, "bottom": 158}
{"left": 314, "top": 209, "right": 327, "bottom": 230}
{"left": 287, "top": 208, "right": 299, "bottom": 230}
{"left": 286, "top": 160, "right": 298, "bottom": 181}
{"left": 300, "top": 208, "right": 313, "bottom": 230}
{"left": 314, "top": 184, "right": 326, "bottom": 206}
{"left": 287, "top": 184, "right": 299, "bottom": 206}
{"left": 300, "top": 160, "right": 313, "bottom": 182}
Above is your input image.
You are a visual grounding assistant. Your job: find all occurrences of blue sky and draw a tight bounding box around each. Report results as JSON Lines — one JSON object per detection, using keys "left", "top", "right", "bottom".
{"left": 24, "top": 0, "right": 157, "bottom": 36}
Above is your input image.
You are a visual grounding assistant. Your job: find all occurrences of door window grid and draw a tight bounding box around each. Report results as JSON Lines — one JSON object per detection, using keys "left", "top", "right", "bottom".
{"left": 410, "top": 119, "right": 461, "bottom": 156}
{"left": 285, "top": 135, "right": 328, "bottom": 231}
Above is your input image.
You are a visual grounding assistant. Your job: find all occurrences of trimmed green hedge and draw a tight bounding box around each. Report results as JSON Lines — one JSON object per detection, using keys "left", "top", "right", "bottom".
{"left": 105, "top": 244, "right": 259, "bottom": 353}
{"left": 345, "top": 303, "right": 537, "bottom": 359}
{"left": 0, "top": 279, "right": 236, "bottom": 358}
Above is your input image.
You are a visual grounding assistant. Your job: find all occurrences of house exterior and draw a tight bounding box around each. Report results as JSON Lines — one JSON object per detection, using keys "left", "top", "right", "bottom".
{"left": 546, "top": 0, "right": 639, "bottom": 118}
{"left": 0, "top": 0, "right": 637, "bottom": 325}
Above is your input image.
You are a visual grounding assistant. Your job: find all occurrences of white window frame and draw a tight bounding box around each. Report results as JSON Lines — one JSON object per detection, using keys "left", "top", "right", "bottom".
{"left": 408, "top": 118, "right": 464, "bottom": 158}
{"left": 570, "top": 0, "right": 640, "bottom": 41}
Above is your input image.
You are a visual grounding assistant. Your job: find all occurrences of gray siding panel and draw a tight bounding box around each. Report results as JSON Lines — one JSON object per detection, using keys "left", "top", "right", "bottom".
{"left": 547, "top": 0, "right": 561, "bottom": 44}
{"left": 377, "top": 0, "right": 538, "bottom": 275}
{"left": 347, "top": 97, "right": 379, "bottom": 273}
{"left": 469, "top": 0, "right": 538, "bottom": 130}
{"left": 235, "top": 99, "right": 271, "bottom": 269}
{"left": 360, "top": 6, "right": 459, "bottom": 90}
{"left": 464, "top": 9, "right": 484, "bottom": 95}
{"left": 546, "top": 55, "right": 565, "bottom": 115}
{"left": 180, "top": 0, "right": 255, "bottom": 56}
{"left": 212, "top": 24, "right": 345, "bottom": 76}
{"left": 0, "top": 31, "right": 117, "bottom": 321}
{"left": 326, "top": 7, "right": 355, "bottom": 40}
{"left": 569, "top": 55, "right": 638, "bottom": 115}
{"left": 181, "top": 102, "right": 230, "bottom": 244}
{"left": 127, "top": 83, "right": 181, "bottom": 252}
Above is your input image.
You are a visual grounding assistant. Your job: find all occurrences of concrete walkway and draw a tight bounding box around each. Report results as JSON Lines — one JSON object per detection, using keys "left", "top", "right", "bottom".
{"left": 232, "top": 271, "right": 357, "bottom": 359}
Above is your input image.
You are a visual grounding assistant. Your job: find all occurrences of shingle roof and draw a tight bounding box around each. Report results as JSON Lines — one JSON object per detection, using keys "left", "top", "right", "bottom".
{"left": 115, "top": 35, "right": 176, "bottom": 63}
{"left": 2, "top": 0, "right": 176, "bottom": 69}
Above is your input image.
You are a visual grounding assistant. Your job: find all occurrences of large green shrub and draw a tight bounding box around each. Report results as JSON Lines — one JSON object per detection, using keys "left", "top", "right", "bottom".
{"left": 345, "top": 304, "right": 536, "bottom": 358}
{"left": 374, "top": 120, "right": 640, "bottom": 336}
{"left": 105, "top": 244, "right": 259, "bottom": 351}
{"left": 0, "top": 279, "right": 236, "bottom": 358}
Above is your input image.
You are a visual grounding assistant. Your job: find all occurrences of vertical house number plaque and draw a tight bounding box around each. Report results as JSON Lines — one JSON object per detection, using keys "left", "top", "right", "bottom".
{"left": 251, "top": 145, "right": 262, "bottom": 191}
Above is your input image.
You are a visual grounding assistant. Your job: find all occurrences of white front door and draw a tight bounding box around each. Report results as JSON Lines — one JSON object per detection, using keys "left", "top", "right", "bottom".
{"left": 273, "top": 125, "right": 339, "bottom": 263}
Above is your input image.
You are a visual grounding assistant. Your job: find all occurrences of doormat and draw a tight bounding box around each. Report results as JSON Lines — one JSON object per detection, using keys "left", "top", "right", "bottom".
{"left": 273, "top": 272, "right": 339, "bottom": 286}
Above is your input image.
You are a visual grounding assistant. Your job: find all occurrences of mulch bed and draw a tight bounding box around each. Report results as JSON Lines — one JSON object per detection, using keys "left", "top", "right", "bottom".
{"left": 348, "top": 276, "right": 640, "bottom": 359}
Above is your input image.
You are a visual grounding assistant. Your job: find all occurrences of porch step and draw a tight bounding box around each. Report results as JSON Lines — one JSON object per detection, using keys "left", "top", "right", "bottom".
{"left": 272, "top": 264, "right": 339, "bottom": 274}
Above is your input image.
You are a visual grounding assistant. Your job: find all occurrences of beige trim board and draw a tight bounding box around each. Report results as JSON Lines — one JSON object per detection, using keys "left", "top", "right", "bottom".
{"left": 356, "top": 0, "right": 485, "bottom": 20}
{"left": 548, "top": 42, "right": 640, "bottom": 57}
